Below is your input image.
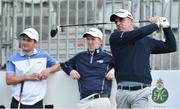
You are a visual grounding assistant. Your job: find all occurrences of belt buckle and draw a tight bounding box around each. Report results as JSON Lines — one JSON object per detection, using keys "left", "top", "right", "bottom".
{"left": 131, "top": 84, "right": 143, "bottom": 90}
{"left": 128, "top": 86, "right": 131, "bottom": 90}
{"left": 141, "top": 84, "right": 144, "bottom": 89}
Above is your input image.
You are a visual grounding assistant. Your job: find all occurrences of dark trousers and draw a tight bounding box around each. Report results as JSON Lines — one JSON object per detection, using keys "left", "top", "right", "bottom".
{"left": 10, "top": 97, "right": 43, "bottom": 109}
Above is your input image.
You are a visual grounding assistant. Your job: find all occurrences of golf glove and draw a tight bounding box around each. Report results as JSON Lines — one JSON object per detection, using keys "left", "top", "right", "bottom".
{"left": 159, "top": 17, "right": 170, "bottom": 28}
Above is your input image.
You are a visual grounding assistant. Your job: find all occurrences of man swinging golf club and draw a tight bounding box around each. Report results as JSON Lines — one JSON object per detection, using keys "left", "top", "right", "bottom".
{"left": 109, "top": 9, "right": 177, "bottom": 109}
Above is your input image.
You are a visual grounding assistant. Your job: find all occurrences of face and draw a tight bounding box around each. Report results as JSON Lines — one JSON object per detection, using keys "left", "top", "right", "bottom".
{"left": 114, "top": 17, "right": 134, "bottom": 31}
{"left": 20, "top": 35, "right": 37, "bottom": 53}
{"left": 86, "top": 35, "right": 102, "bottom": 52}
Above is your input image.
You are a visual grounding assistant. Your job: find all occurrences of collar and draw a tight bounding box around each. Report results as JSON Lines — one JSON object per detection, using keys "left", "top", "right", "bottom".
{"left": 20, "top": 48, "right": 38, "bottom": 56}
{"left": 87, "top": 47, "right": 102, "bottom": 54}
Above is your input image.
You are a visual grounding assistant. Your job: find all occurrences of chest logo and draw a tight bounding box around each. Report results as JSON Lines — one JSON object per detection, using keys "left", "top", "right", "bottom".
{"left": 37, "top": 61, "right": 42, "bottom": 64}
{"left": 97, "top": 60, "right": 104, "bottom": 63}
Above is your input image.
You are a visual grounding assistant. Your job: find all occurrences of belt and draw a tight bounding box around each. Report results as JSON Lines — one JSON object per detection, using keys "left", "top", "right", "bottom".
{"left": 117, "top": 84, "right": 150, "bottom": 91}
{"left": 90, "top": 94, "right": 109, "bottom": 99}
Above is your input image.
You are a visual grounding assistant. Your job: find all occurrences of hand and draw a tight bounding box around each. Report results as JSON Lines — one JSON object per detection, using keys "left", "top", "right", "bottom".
{"left": 106, "top": 68, "right": 115, "bottom": 80}
{"left": 39, "top": 69, "right": 50, "bottom": 80}
{"left": 149, "top": 17, "right": 160, "bottom": 27}
{"left": 159, "top": 17, "right": 170, "bottom": 28}
{"left": 70, "top": 70, "right": 80, "bottom": 80}
{"left": 27, "top": 73, "right": 41, "bottom": 81}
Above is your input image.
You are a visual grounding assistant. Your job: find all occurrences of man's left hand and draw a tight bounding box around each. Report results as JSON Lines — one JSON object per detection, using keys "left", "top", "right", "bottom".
{"left": 106, "top": 68, "right": 115, "bottom": 80}
{"left": 159, "top": 17, "right": 170, "bottom": 28}
{"left": 39, "top": 69, "right": 50, "bottom": 80}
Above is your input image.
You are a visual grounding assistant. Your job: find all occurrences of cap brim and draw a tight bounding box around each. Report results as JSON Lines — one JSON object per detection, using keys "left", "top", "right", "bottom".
{"left": 110, "top": 14, "right": 126, "bottom": 22}
{"left": 19, "top": 32, "right": 30, "bottom": 38}
{"left": 83, "top": 32, "right": 95, "bottom": 38}
{"left": 110, "top": 14, "right": 133, "bottom": 22}
{"left": 110, "top": 14, "right": 117, "bottom": 22}
{"left": 19, "top": 32, "right": 37, "bottom": 41}
{"left": 83, "top": 33, "right": 102, "bottom": 40}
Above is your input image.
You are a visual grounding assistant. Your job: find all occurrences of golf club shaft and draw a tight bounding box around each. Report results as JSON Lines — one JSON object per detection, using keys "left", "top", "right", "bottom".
{"left": 50, "top": 19, "right": 149, "bottom": 37}
{"left": 57, "top": 20, "right": 149, "bottom": 27}
{"left": 18, "top": 81, "right": 24, "bottom": 109}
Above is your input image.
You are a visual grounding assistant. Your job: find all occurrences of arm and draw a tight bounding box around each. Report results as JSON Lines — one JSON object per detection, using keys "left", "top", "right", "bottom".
{"left": 61, "top": 56, "right": 77, "bottom": 75}
{"left": 39, "top": 64, "right": 60, "bottom": 80}
{"left": 40, "top": 51, "right": 60, "bottom": 80}
{"left": 151, "top": 27, "right": 177, "bottom": 54}
{"left": 61, "top": 56, "right": 81, "bottom": 79}
{"left": 6, "top": 73, "right": 40, "bottom": 85}
{"left": 105, "top": 54, "right": 115, "bottom": 80}
{"left": 6, "top": 59, "right": 40, "bottom": 85}
{"left": 110, "top": 24, "right": 159, "bottom": 45}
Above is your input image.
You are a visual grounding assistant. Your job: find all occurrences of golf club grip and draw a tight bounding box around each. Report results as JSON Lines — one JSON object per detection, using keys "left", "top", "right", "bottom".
{"left": 139, "top": 20, "right": 149, "bottom": 23}
{"left": 60, "top": 62, "right": 65, "bottom": 68}
{"left": 20, "top": 81, "right": 24, "bottom": 92}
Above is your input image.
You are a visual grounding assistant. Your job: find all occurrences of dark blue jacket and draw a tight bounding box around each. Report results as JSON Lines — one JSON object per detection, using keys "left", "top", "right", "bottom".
{"left": 62, "top": 48, "right": 114, "bottom": 99}
{"left": 109, "top": 24, "right": 176, "bottom": 85}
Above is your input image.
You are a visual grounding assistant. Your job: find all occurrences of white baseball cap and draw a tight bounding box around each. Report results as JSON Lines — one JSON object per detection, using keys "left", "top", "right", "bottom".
{"left": 83, "top": 28, "right": 103, "bottom": 40}
{"left": 19, "top": 28, "right": 39, "bottom": 41}
{"left": 110, "top": 9, "right": 133, "bottom": 22}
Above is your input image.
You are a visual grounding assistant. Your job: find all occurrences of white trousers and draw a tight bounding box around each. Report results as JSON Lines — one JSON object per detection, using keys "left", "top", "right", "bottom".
{"left": 77, "top": 97, "right": 111, "bottom": 109}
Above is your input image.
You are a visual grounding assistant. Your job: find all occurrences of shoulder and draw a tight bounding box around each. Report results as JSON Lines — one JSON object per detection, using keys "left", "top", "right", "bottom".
{"left": 31, "top": 50, "right": 55, "bottom": 61}
{"left": 37, "top": 49, "right": 51, "bottom": 57}
{"left": 7, "top": 53, "right": 21, "bottom": 61}
{"left": 101, "top": 50, "right": 112, "bottom": 56}
{"left": 110, "top": 30, "right": 123, "bottom": 37}
{"left": 74, "top": 51, "right": 88, "bottom": 57}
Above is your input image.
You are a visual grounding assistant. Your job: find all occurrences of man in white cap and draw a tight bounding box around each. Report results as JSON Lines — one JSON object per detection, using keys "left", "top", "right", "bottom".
{"left": 6, "top": 28, "right": 60, "bottom": 108}
{"left": 61, "top": 27, "right": 114, "bottom": 109}
{"left": 109, "top": 9, "right": 177, "bottom": 108}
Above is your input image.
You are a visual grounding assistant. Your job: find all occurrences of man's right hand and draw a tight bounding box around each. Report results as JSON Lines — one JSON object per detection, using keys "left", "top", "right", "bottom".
{"left": 149, "top": 16, "right": 160, "bottom": 27}
{"left": 70, "top": 70, "right": 81, "bottom": 80}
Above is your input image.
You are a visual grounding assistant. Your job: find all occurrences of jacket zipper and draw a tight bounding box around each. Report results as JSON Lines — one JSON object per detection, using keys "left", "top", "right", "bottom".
{"left": 90, "top": 53, "right": 94, "bottom": 64}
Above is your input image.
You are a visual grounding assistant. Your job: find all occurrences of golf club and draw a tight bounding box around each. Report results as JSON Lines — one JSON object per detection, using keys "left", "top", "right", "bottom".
{"left": 50, "top": 19, "right": 149, "bottom": 37}
{"left": 18, "top": 81, "right": 24, "bottom": 109}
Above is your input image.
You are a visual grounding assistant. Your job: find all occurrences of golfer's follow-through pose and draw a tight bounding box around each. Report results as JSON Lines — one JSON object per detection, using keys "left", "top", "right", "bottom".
{"left": 109, "top": 9, "right": 177, "bottom": 108}
{"left": 62, "top": 27, "right": 114, "bottom": 109}
{"left": 6, "top": 28, "right": 60, "bottom": 109}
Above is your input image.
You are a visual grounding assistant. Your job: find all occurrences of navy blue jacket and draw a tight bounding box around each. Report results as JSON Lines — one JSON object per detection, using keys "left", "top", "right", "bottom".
{"left": 62, "top": 48, "right": 114, "bottom": 99}
{"left": 109, "top": 24, "right": 176, "bottom": 85}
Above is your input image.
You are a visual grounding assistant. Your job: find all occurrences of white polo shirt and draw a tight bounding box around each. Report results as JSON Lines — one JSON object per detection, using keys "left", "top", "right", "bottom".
{"left": 6, "top": 49, "right": 58, "bottom": 105}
